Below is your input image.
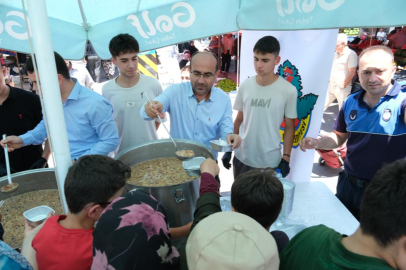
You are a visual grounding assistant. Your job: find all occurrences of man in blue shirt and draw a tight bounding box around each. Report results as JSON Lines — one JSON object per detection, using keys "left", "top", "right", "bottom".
{"left": 1, "top": 52, "right": 119, "bottom": 161}
{"left": 300, "top": 46, "right": 406, "bottom": 220}
{"left": 140, "top": 52, "right": 241, "bottom": 156}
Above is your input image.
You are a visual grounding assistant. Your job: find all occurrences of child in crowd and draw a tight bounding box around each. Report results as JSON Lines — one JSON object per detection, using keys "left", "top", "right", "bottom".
{"left": 28, "top": 155, "right": 129, "bottom": 270}
{"left": 280, "top": 159, "right": 406, "bottom": 270}
{"left": 91, "top": 189, "right": 180, "bottom": 270}
{"left": 231, "top": 169, "right": 289, "bottom": 253}
{"left": 177, "top": 159, "right": 282, "bottom": 269}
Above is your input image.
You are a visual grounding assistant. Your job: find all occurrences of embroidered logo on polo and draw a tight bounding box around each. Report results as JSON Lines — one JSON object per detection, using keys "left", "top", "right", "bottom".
{"left": 382, "top": 109, "right": 392, "bottom": 122}
{"left": 349, "top": 110, "right": 357, "bottom": 121}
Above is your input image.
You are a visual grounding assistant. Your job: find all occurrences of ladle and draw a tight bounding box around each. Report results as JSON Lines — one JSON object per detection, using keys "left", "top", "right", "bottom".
{"left": 141, "top": 92, "right": 194, "bottom": 160}
{"left": 1, "top": 134, "right": 19, "bottom": 193}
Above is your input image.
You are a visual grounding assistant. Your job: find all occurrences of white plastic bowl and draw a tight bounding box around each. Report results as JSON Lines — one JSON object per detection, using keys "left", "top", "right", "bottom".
{"left": 23, "top": 205, "right": 55, "bottom": 222}
{"left": 182, "top": 157, "right": 206, "bottom": 171}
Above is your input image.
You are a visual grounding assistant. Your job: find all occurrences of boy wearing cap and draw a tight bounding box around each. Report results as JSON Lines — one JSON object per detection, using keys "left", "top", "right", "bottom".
{"left": 177, "top": 160, "right": 282, "bottom": 269}
{"left": 280, "top": 159, "right": 406, "bottom": 270}
{"left": 25, "top": 155, "right": 128, "bottom": 270}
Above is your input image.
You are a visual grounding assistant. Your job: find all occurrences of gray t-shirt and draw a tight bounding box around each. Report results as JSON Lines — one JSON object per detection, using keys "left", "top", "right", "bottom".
{"left": 102, "top": 73, "right": 162, "bottom": 155}
{"left": 234, "top": 76, "right": 297, "bottom": 168}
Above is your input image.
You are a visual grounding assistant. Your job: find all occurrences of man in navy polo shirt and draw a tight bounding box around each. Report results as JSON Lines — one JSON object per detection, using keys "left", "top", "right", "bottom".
{"left": 300, "top": 45, "right": 406, "bottom": 220}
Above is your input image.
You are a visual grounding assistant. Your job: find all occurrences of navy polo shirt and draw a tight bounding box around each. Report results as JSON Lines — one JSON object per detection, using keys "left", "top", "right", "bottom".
{"left": 0, "top": 86, "right": 43, "bottom": 172}
{"left": 334, "top": 81, "right": 406, "bottom": 181}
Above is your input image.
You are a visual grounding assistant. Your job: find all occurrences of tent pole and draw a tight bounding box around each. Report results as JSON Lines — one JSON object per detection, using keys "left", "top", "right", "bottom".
{"left": 26, "top": 0, "right": 71, "bottom": 214}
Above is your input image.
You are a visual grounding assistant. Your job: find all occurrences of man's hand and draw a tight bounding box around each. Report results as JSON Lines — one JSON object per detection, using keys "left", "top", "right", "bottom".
{"left": 226, "top": 134, "right": 242, "bottom": 149}
{"left": 29, "top": 157, "right": 48, "bottom": 169}
{"left": 200, "top": 158, "right": 219, "bottom": 177}
{"left": 0, "top": 136, "right": 23, "bottom": 152}
{"left": 221, "top": 152, "right": 232, "bottom": 170}
{"left": 276, "top": 158, "right": 290, "bottom": 177}
{"left": 144, "top": 101, "right": 164, "bottom": 119}
{"left": 299, "top": 137, "right": 319, "bottom": 152}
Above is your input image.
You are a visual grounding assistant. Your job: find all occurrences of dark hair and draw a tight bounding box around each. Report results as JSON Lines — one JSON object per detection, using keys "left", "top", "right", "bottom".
{"left": 26, "top": 52, "right": 70, "bottom": 80}
{"left": 359, "top": 45, "right": 394, "bottom": 63}
{"left": 190, "top": 51, "right": 218, "bottom": 72}
{"left": 360, "top": 159, "right": 406, "bottom": 247}
{"left": 109, "top": 33, "right": 139, "bottom": 58}
{"left": 64, "top": 155, "right": 130, "bottom": 214}
{"left": 253, "top": 36, "right": 280, "bottom": 56}
{"left": 231, "top": 169, "right": 284, "bottom": 228}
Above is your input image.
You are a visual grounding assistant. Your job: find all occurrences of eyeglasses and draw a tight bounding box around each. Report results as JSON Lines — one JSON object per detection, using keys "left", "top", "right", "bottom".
{"left": 84, "top": 201, "right": 112, "bottom": 210}
{"left": 191, "top": 71, "right": 215, "bottom": 80}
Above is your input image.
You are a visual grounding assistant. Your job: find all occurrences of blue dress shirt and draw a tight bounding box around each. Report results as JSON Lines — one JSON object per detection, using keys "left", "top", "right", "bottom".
{"left": 140, "top": 82, "right": 233, "bottom": 157}
{"left": 20, "top": 79, "right": 119, "bottom": 160}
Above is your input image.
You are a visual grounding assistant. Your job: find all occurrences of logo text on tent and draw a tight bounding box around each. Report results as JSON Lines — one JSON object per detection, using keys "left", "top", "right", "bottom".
{"left": 0, "top": 11, "right": 31, "bottom": 40}
{"left": 127, "top": 2, "right": 195, "bottom": 39}
{"left": 276, "top": 0, "right": 345, "bottom": 17}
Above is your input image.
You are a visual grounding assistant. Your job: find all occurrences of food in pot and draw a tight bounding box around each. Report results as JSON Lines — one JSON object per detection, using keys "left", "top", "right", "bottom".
{"left": 175, "top": 150, "right": 195, "bottom": 158}
{"left": 0, "top": 189, "right": 62, "bottom": 248}
{"left": 129, "top": 158, "right": 198, "bottom": 187}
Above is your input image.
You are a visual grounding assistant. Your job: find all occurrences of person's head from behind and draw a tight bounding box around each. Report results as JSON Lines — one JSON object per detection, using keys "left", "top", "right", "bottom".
{"left": 186, "top": 212, "right": 279, "bottom": 269}
{"left": 358, "top": 45, "right": 396, "bottom": 97}
{"left": 360, "top": 159, "right": 406, "bottom": 269}
{"left": 92, "top": 189, "right": 180, "bottom": 269}
{"left": 64, "top": 155, "right": 129, "bottom": 222}
{"left": 253, "top": 36, "right": 281, "bottom": 77}
{"left": 181, "top": 65, "right": 190, "bottom": 82}
{"left": 26, "top": 51, "right": 70, "bottom": 91}
{"left": 189, "top": 52, "right": 219, "bottom": 97}
{"left": 231, "top": 169, "right": 284, "bottom": 230}
{"left": 336, "top": 33, "right": 348, "bottom": 53}
{"left": 109, "top": 33, "right": 139, "bottom": 78}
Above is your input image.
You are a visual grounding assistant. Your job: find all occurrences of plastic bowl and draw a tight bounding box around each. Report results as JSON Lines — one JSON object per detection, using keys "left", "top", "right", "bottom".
{"left": 23, "top": 205, "right": 55, "bottom": 223}
{"left": 210, "top": 140, "right": 233, "bottom": 152}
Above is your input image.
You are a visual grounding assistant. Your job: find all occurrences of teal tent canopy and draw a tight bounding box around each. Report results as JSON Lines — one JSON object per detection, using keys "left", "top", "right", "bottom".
{"left": 0, "top": 0, "right": 405, "bottom": 59}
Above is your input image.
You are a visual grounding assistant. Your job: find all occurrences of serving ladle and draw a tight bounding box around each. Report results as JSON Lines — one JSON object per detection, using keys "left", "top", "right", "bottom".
{"left": 141, "top": 92, "right": 194, "bottom": 160}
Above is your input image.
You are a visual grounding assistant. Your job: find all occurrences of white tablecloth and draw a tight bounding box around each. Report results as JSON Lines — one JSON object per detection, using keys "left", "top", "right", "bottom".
{"left": 220, "top": 181, "right": 359, "bottom": 239}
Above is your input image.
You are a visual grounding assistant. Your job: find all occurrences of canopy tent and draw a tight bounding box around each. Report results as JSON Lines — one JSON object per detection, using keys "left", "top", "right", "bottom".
{"left": 1, "top": 0, "right": 405, "bottom": 59}
{"left": 0, "top": 0, "right": 405, "bottom": 213}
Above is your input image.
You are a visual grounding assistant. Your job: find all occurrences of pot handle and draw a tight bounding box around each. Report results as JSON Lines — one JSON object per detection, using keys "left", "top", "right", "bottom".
{"left": 174, "top": 188, "right": 186, "bottom": 204}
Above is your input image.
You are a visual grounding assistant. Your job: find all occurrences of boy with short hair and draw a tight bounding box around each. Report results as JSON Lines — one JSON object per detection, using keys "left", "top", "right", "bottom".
{"left": 102, "top": 33, "right": 163, "bottom": 155}
{"left": 177, "top": 160, "right": 285, "bottom": 269}
{"left": 280, "top": 159, "right": 406, "bottom": 270}
{"left": 224, "top": 36, "right": 297, "bottom": 178}
{"left": 31, "top": 155, "right": 129, "bottom": 270}
{"left": 231, "top": 169, "right": 289, "bottom": 253}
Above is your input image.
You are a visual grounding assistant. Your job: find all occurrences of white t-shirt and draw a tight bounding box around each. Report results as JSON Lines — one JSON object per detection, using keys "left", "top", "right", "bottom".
{"left": 102, "top": 74, "right": 162, "bottom": 155}
{"left": 234, "top": 76, "right": 297, "bottom": 168}
{"left": 329, "top": 47, "right": 358, "bottom": 89}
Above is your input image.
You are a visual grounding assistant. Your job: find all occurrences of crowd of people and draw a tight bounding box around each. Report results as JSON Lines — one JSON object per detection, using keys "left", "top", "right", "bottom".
{"left": 0, "top": 29, "right": 405, "bottom": 269}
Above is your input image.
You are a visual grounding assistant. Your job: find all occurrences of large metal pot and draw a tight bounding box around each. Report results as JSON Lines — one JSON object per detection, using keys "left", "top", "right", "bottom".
{"left": 115, "top": 139, "right": 214, "bottom": 229}
{"left": 0, "top": 168, "right": 58, "bottom": 200}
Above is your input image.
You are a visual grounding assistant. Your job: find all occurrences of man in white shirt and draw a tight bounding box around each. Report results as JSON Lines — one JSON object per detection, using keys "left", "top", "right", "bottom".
{"left": 376, "top": 28, "right": 387, "bottom": 41}
{"left": 65, "top": 60, "right": 94, "bottom": 90}
{"left": 324, "top": 33, "right": 358, "bottom": 111}
{"left": 102, "top": 34, "right": 163, "bottom": 155}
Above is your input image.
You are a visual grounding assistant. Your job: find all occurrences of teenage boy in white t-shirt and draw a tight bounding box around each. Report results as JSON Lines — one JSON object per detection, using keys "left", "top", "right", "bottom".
{"left": 224, "top": 36, "right": 297, "bottom": 178}
{"left": 102, "top": 34, "right": 163, "bottom": 155}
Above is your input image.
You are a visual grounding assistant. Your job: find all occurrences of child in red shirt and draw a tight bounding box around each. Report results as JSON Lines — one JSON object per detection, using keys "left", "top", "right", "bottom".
{"left": 31, "top": 155, "right": 129, "bottom": 270}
